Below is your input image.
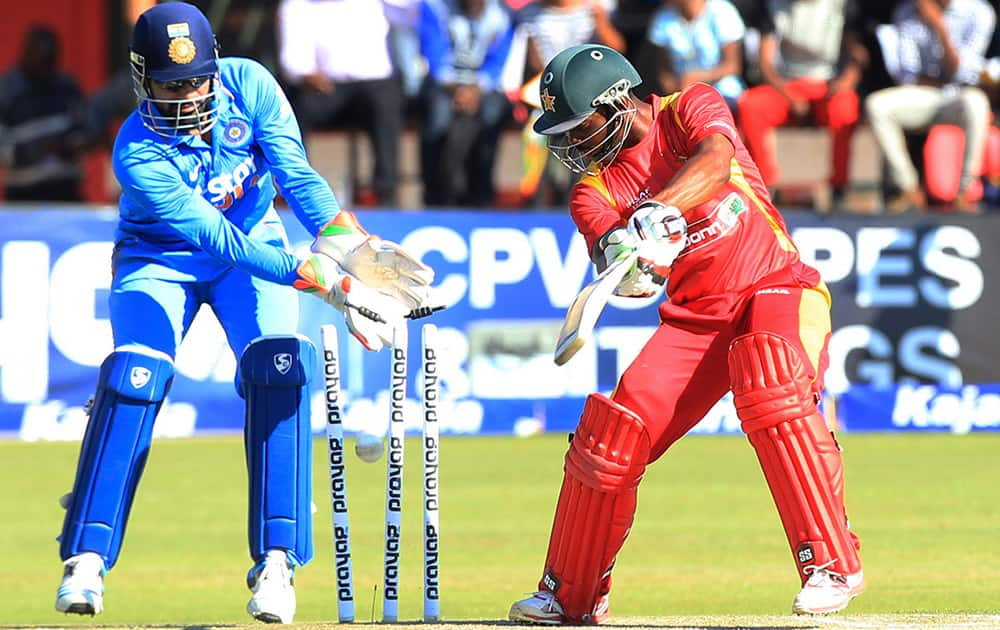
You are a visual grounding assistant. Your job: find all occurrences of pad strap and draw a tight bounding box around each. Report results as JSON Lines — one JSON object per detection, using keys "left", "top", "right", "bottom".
{"left": 540, "top": 394, "right": 650, "bottom": 623}
{"left": 729, "top": 332, "right": 862, "bottom": 582}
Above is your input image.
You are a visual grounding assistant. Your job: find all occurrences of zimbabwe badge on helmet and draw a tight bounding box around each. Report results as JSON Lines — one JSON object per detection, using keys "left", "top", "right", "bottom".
{"left": 540, "top": 88, "right": 556, "bottom": 113}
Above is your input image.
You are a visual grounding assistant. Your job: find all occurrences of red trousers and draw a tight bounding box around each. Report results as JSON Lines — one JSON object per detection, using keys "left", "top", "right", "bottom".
{"left": 612, "top": 278, "right": 832, "bottom": 462}
{"left": 738, "top": 79, "right": 859, "bottom": 189}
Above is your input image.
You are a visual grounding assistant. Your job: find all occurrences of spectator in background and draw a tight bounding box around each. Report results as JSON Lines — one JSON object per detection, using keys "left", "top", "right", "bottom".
{"left": 520, "top": 0, "right": 625, "bottom": 81}
{"left": 277, "top": 0, "right": 411, "bottom": 206}
{"left": 647, "top": 0, "right": 746, "bottom": 111}
{"left": 866, "top": 0, "right": 995, "bottom": 212}
{"left": 0, "top": 25, "right": 87, "bottom": 202}
{"left": 728, "top": 0, "right": 768, "bottom": 86}
{"left": 418, "top": 0, "right": 515, "bottom": 206}
{"left": 850, "top": 1, "right": 913, "bottom": 97}
{"left": 214, "top": 0, "right": 280, "bottom": 71}
{"left": 611, "top": 0, "right": 664, "bottom": 93}
{"left": 516, "top": 0, "right": 626, "bottom": 206}
{"left": 79, "top": 1, "right": 157, "bottom": 153}
{"left": 737, "top": 0, "right": 868, "bottom": 208}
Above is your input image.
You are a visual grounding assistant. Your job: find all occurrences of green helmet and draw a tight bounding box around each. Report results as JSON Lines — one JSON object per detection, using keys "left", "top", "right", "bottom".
{"left": 534, "top": 44, "right": 642, "bottom": 135}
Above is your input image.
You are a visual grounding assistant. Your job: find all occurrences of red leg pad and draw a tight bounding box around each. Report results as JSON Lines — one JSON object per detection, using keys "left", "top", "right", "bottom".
{"left": 539, "top": 393, "right": 650, "bottom": 623}
{"left": 729, "top": 332, "right": 862, "bottom": 583}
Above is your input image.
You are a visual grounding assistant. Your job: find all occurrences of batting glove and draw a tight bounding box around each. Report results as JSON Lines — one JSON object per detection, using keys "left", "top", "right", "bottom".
{"left": 627, "top": 201, "right": 686, "bottom": 273}
{"left": 595, "top": 227, "right": 662, "bottom": 297}
{"left": 595, "top": 227, "right": 637, "bottom": 272}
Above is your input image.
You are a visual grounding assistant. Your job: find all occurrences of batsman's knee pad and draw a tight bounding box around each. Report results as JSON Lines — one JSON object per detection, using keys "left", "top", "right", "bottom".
{"left": 239, "top": 335, "right": 317, "bottom": 567}
{"left": 60, "top": 346, "right": 174, "bottom": 568}
{"left": 542, "top": 393, "right": 650, "bottom": 623}
{"left": 728, "top": 332, "right": 861, "bottom": 581}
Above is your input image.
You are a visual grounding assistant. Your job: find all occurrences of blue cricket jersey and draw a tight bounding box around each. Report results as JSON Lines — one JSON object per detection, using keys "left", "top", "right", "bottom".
{"left": 112, "top": 57, "right": 339, "bottom": 285}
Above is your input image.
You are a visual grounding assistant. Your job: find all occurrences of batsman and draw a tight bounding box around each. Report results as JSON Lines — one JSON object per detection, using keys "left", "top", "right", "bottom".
{"left": 53, "top": 2, "right": 433, "bottom": 624}
{"left": 508, "top": 45, "right": 864, "bottom": 623}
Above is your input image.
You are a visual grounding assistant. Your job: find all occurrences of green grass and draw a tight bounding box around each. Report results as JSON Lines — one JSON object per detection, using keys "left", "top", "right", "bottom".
{"left": 1, "top": 433, "right": 998, "bottom": 626}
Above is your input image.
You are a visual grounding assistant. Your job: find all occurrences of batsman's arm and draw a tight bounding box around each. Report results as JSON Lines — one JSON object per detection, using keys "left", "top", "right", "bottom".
{"left": 647, "top": 83, "right": 739, "bottom": 214}
{"left": 646, "top": 132, "right": 733, "bottom": 214}
{"left": 568, "top": 185, "right": 627, "bottom": 265}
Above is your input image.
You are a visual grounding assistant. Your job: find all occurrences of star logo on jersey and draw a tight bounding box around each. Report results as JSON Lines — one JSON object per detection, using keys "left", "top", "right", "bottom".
{"left": 168, "top": 36, "right": 197, "bottom": 64}
{"left": 540, "top": 88, "right": 556, "bottom": 112}
{"left": 274, "top": 353, "right": 292, "bottom": 375}
{"left": 130, "top": 367, "right": 152, "bottom": 389}
{"left": 198, "top": 154, "right": 259, "bottom": 210}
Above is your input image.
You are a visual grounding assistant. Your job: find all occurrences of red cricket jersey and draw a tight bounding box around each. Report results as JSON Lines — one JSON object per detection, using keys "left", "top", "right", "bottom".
{"left": 568, "top": 83, "right": 821, "bottom": 308}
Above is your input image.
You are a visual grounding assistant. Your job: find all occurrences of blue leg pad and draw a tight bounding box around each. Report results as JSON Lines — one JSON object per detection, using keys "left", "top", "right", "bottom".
{"left": 239, "top": 335, "right": 316, "bottom": 567}
{"left": 60, "top": 347, "right": 174, "bottom": 569}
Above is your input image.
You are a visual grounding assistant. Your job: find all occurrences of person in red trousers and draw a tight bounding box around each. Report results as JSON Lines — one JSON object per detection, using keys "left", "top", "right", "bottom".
{"left": 507, "top": 43, "right": 864, "bottom": 625}
{"left": 738, "top": 0, "right": 868, "bottom": 207}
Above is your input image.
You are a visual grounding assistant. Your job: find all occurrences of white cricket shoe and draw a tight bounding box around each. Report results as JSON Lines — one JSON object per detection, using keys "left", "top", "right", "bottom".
{"left": 792, "top": 565, "right": 865, "bottom": 615}
{"left": 509, "top": 590, "right": 609, "bottom": 625}
{"left": 510, "top": 591, "right": 565, "bottom": 625}
{"left": 55, "top": 552, "right": 105, "bottom": 615}
{"left": 246, "top": 550, "right": 296, "bottom": 624}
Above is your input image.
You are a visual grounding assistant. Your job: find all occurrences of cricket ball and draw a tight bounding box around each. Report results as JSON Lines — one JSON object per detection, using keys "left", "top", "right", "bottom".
{"left": 355, "top": 431, "right": 384, "bottom": 463}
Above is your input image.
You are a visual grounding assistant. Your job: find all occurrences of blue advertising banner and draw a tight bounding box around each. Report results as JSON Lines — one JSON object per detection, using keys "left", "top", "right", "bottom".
{"left": 1, "top": 208, "right": 998, "bottom": 440}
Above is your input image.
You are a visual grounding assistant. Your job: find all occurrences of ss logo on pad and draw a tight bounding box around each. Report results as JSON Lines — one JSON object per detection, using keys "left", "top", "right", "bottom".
{"left": 797, "top": 544, "right": 815, "bottom": 564}
{"left": 130, "top": 367, "right": 152, "bottom": 389}
{"left": 273, "top": 353, "right": 292, "bottom": 375}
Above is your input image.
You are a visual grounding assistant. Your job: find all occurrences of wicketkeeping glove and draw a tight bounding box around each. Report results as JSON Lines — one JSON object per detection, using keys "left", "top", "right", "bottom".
{"left": 311, "top": 210, "right": 434, "bottom": 309}
{"left": 295, "top": 254, "right": 408, "bottom": 352}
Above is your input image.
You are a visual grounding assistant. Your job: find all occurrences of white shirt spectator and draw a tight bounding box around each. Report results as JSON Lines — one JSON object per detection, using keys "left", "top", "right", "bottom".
{"left": 766, "top": 0, "right": 847, "bottom": 81}
{"left": 521, "top": 0, "right": 617, "bottom": 65}
{"left": 891, "top": 0, "right": 995, "bottom": 86}
{"left": 278, "top": 0, "right": 416, "bottom": 82}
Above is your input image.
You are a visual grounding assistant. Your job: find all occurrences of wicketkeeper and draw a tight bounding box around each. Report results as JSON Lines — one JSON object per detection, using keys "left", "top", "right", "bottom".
{"left": 508, "top": 44, "right": 864, "bottom": 624}
{"left": 54, "top": 2, "right": 433, "bottom": 624}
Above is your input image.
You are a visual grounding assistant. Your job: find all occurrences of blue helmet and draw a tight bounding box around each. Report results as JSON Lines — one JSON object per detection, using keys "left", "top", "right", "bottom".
{"left": 129, "top": 2, "right": 220, "bottom": 137}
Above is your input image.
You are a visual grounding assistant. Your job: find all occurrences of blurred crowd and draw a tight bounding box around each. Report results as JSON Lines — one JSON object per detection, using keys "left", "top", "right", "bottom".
{"left": 5, "top": 0, "right": 1000, "bottom": 213}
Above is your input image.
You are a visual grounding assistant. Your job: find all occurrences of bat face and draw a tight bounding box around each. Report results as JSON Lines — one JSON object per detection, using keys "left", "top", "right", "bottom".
{"left": 554, "top": 250, "right": 639, "bottom": 365}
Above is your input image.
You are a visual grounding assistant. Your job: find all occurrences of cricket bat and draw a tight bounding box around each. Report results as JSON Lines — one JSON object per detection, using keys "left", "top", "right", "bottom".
{"left": 553, "top": 250, "right": 639, "bottom": 365}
